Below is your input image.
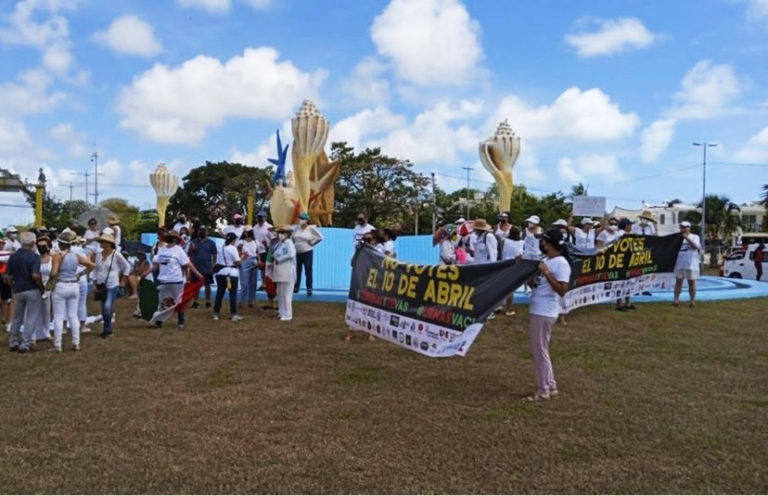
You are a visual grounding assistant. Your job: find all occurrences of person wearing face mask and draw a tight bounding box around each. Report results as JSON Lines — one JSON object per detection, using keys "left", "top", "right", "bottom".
{"left": 238, "top": 228, "right": 262, "bottom": 306}
{"left": 178, "top": 227, "right": 191, "bottom": 255}
{"left": 213, "top": 232, "right": 243, "bottom": 321}
{"left": 6, "top": 227, "right": 21, "bottom": 252}
{"left": 612, "top": 218, "right": 637, "bottom": 312}
{"left": 595, "top": 217, "right": 621, "bottom": 249}
{"left": 672, "top": 221, "right": 701, "bottom": 308}
{"left": 292, "top": 212, "right": 323, "bottom": 296}
{"left": 569, "top": 217, "right": 596, "bottom": 250}
{"left": 222, "top": 213, "right": 246, "bottom": 239}
{"left": 495, "top": 211, "right": 512, "bottom": 238}
{"left": 632, "top": 210, "right": 657, "bottom": 236}
{"left": 49, "top": 231, "right": 95, "bottom": 352}
{"left": 522, "top": 215, "right": 543, "bottom": 261}
{"left": 501, "top": 226, "right": 523, "bottom": 316}
{"left": 32, "top": 236, "right": 54, "bottom": 343}
{"left": 252, "top": 210, "right": 273, "bottom": 291}
{"left": 435, "top": 224, "right": 457, "bottom": 264}
{"left": 353, "top": 213, "right": 375, "bottom": 248}
{"left": 525, "top": 228, "right": 571, "bottom": 402}
{"left": 190, "top": 227, "right": 217, "bottom": 309}
{"left": 271, "top": 226, "right": 297, "bottom": 321}
{"left": 151, "top": 230, "right": 201, "bottom": 329}
{"left": 469, "top": 219, "right": 498, "bottom": 264}
{"left": 84, "top": 218, "right": 101, "bottom": 253}
{"left": 106, "top": 215, "right": 122, "bottom": 252}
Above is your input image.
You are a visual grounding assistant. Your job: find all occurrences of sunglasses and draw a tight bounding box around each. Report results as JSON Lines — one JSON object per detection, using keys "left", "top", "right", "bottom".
{"left": 609, "top": 223, "right": 618, "bottom": 226}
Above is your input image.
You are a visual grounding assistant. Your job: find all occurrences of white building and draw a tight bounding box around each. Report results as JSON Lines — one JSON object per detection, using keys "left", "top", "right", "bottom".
{"left": 608, "top": 202, "right": 700, "bottom": 236}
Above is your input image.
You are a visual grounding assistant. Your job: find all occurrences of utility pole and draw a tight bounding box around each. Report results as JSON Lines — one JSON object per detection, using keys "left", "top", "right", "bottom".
{"left": 692, "top": 142, "right": 717, "bottom": 261}
{"left": 76, "top": 171, "right": 89, "bottom": 205}
{"left": 431, "top": 171, "right": 436, "bottom": 233}
{"left": 461, "top": 166, "right": 473, "bottom": 219}
{"left": 69, "top": 182, "right": 73, "bottom": 202}
{"left": 91, "top": 149, "right": 99, "bottom": 207}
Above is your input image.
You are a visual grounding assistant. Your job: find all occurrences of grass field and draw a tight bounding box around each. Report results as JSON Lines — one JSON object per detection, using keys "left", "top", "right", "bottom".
{"left": 1, "top": 296, "right": 767, "bottom": 494}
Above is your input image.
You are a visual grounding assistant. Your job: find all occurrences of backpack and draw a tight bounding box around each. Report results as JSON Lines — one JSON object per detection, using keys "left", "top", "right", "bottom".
{"left": 479, "top": 231, "right": 505, "bottom": 261}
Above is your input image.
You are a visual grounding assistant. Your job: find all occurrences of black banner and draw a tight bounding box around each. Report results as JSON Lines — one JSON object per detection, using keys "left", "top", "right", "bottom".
{"left": 562, "top": 233, "right": 684, "bottom": 311}
{"left": 345, "top": 246, "right": 539, "bottom": 357}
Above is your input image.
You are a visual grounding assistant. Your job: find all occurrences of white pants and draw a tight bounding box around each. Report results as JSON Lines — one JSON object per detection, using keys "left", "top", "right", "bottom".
{"left": 52, "top": 282, "right": 81, "bottom": 349}
{"left": 78, "top": 277, "right": 88, "bottom": 322}
{"left": 276, "top": 280, "right": 295, "bottom": 320}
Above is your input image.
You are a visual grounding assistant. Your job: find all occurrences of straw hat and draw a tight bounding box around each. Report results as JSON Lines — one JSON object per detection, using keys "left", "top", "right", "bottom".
{"left": 58, "top": 230, "right": 77, "bottom": 244}
{"left": 96, "top": 232, "right": 117, "bottom": 245}
{"left": 106, "top": 214, "right": 120, "bottom": 225}
{"left": 275, "top": 225, "right": 294, "bottom": 234}
{"left": 472, "top": 219, "right": 492, "bottom": 231}
{"left": 638, "top": 209, "right": 656, "bottom": 222}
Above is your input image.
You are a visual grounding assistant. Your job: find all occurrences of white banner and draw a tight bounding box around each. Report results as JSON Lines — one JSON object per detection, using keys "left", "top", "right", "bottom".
{"left": 572, "top": 196, "right": 606, "bottom": 217}
{"left": 563, "top": 272, "right": 675, "bottom": 312}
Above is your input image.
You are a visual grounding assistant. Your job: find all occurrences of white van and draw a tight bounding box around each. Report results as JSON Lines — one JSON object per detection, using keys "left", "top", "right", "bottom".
{"left": 723, "top": 243, "right": 766, "bottom": 280}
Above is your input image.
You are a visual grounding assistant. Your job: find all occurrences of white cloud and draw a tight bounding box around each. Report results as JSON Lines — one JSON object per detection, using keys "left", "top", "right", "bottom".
{"left": 177, "top": 0, "right": 231, "bottom": 13}
{"left": 0, "top": 118, "right": 34, "bottom": 154}
{"left": 93, "top": 15, "right": 163, "bottom": 57}
{"left": 176, "top": 0, "right": 273, "bottom": 13}
{"left": 340, "top": 57, "right": 390, "bottom": 106}
{"left": 640, "top": 118, "right": 676, "bottom": 163}
{"left": 565, "top": 17, "right": 657, "bottom": 57}
{"left": 115, "top": 47, "right": 326, "bottom": 145}
{"left": 366, "top": 100, "right": 483, "bottom": 164}
{"left": 492, "top": 87, "right": 639, "bottom": 142}
{"left": 370, "top": 0, "right": 483, "bottom": 86}
{"left": 557, "top": 154, "right": 623, "bottom": 183}
{"left": 0, "top": 0, "right": 77, "bottom": 74}
{"left": 230, "top": 120, "right": 292, "bottom": 167}
{"left": 746, "top": 0, "right": 768, "bottom": 20}
{"left": 50, "top": 123, "right": 87, "bottom": 158}
{"left": 734, "top": 126, "right": 768, "bottom": 162}
{"left": 0, "top": 69, "right": 67, "bottom": 116}
{"left": 330, "top": 107, "right": 406, "bottom": 151}
{"left": 669, "top": 60, "right": 741, "bottom": 119}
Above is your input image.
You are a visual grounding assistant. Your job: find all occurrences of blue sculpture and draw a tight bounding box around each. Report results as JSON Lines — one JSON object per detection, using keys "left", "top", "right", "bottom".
{"left": 268, "top": 129, "right": 289, "bottom": 188}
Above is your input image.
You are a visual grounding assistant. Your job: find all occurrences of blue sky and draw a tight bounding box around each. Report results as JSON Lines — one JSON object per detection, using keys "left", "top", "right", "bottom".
{"left": 1, "top": 0, "right": 767, "bottom": 226}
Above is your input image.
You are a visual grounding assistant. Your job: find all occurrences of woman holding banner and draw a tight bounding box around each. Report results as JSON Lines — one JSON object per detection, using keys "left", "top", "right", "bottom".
{"left": 526, "top": 228, "right": 571, "bottom": 402}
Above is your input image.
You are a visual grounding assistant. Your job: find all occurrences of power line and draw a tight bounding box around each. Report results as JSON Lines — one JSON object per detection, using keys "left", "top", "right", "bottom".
{"left": 709, "top": 162, "right": 768, "bottom": 167}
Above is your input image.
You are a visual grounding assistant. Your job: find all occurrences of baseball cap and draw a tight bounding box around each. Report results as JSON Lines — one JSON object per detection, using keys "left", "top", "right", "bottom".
{"left": 455, "top": 217, "right": 466, "bottom": 224}
{"left": 525, "top": 215, "right": 541, "bottom": 225}
{"left": 680, "top": 221, "right": 691, "bottom": 228}
{"left": 551, "top": 219, "right": 568, "bottom": 227}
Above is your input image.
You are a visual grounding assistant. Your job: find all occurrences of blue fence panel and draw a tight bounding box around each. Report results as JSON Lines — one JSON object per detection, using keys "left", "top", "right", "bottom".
{"left": 140, "top": 228, "right": 439, "bottom": 291}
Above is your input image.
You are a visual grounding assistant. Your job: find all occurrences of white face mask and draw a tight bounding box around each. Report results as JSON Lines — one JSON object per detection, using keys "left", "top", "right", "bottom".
{"left": 607, "top": 225, "right": 618, "bottom": 232}
{"left": 300, "top": 220, "right": 308, "bottom": 226}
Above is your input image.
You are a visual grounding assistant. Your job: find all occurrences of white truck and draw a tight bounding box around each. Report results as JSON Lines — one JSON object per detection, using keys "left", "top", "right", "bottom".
{"left": 723, "top": 243, "right": 766, "bottom": 280}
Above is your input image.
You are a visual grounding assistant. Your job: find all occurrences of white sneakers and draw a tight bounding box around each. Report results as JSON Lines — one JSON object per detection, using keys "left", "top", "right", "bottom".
{"left": 231, "top": 315, "right": 244, "bottom": 322}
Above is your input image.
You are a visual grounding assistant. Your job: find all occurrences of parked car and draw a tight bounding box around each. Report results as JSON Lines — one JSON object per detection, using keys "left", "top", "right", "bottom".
{"left": 723, "top": 243, "right": 766, "bottom": 280}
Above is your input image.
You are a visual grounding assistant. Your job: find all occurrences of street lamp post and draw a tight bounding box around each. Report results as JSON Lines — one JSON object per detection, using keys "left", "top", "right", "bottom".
{"left": 692, "top": 142, "right": 717, "bottom": 261}
{"left": 461, "top": 166, "right": 473, "bottom": 219}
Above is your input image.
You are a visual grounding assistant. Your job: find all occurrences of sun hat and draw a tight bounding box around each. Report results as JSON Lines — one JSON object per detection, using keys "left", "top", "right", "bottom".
{"left": 499, "top": 212, "right": 510, "bottom": 219}
{"left": 551, "top": 219, "right": 568, "bottom": 227}
{"left": 680, "top": 221, "right": 692, "bottom": 228}
{"left": 97, "top": 232, "right": 117, "bottom": 245}
{"left": 580, "top": 217, "right": 594, "bottom": 225}
{"left": 525, "top": 215, "right": 541, "bottom": 225}
{"left": 638, "top": 209, "right": 655, "bottom": 222}
{"left": 58, "top": 230, "right": 77, "bottom": 244}
{"left": 106, "top": 214, "right": 120, "bottom": 225}
{"left": 276, "top": 225, "right": 293, "bottom": 234}
{"left": 472, "top": 219, "right": 492, "bottom": 231}
{"left": 7, "top": 226, "right": 18, "bottom": 233}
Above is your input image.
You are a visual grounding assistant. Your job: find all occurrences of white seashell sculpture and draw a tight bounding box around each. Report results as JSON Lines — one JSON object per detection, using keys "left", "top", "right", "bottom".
{"left": 291, "top": 100, "right": 329, "bottom": 213}
{"left": 478, "top": 120, "right": 520, "bottom": 213}
{"left": 149, "top": 163, "right": 179, "bottom": 227}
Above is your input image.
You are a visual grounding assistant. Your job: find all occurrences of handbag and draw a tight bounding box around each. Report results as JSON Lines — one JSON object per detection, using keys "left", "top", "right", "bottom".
{"left": 94, "top": 251, "right": 116, "bottom": 301}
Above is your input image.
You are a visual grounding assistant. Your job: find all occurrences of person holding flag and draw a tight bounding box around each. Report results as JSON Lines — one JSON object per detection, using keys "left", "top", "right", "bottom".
{"left": 150, "top": 230, "right": 202, "bottom": 330}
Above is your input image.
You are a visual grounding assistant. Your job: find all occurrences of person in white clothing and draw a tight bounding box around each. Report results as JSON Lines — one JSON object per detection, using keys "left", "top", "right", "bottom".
{"left": 501, "top": 225, "right": 523, "bottom": 316}
{"left": 105, "top": 215, "right": 122, "bottom": 251}
{"left": 672, "top": 221, "right": 701, "bottom": 308}
{"left": 213, "top": 233, "right": 243, "bottom": 321}
{"left": 495, "top": 211, "right": 512, "bottom": 238}
{"left": 271, "top": 226, "right": 297, "bottom": 321}
{"left": 83, "top": 218, "right": 101, "bottom": 253}
{"left": 595, "top": 217, "right": 621, "bottom": 248}
{"left": 380, "top": 229, "right": 397, "bottom": 258}
{"left": 526, "top": 228, "right": 571, "bottom": 402}
{"left": 238, "top": 228, "right": 262, "bottom": 306}
{"left": 436, "top": 224, "right": 457, "bottom": 264}
{"left": 353, "top": 213, "right": 376, "bottom": 248}
{"left": 469, "top": 219, "right": 498, "bottom": 264}
{"left": 252, "top": 210, "right": 273, "bottom": 291}
{"left": 33, "top": 236, "right": 53, "bottom": 343}
{"left": 6, "top": 227, "right": 21, "bottom": 252}
{"left": 293, "top": 213, "right": 323, "bottom": 296}
{"left": 222, "top": 213, "right": 246, "bottom": 240}
{"left": 521, "top": 215, "right": 543, "bottom": 261}
{"left": 632, "top": 210, "right": 658, "bottom": 236}
{"left": 151, "top": 230, "right": 201, "bottom": 329}
{"left": 50, "top": 231, "right": 94, "bottom": 352}
{"left": 93, "top": 233, "right": 131, "bottom": 338}
{"left": 570, "top": 218, "right": 596, "bottom": 250}
{"left": 172, "top": 214, "right": 192, "bottom": 236}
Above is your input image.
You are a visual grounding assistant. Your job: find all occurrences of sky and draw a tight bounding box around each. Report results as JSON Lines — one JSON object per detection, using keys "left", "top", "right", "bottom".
{"left": 1, "top": 0, "right": 768, "bottom": 226}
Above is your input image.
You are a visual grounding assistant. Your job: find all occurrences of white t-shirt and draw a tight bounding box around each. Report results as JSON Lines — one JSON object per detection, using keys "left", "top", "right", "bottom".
{"left": 573, "top": 227, "right": 596, "bottom": 249}
{"left": 222, "top": 225, "right": 245, "bottom": 239}
{"left": 241, "top": 240, "right": 261, "bottom": 258}
{"left": 522, "top": 229, "right": 542, "bottom": 261}
{"left": 216, "top": 244, "right": 240, "bottom": 277}
{"left": 501, "top": 239, "right": 523, "bottom": 260}
{"left": 632, "top": 223, "right": 656, "bottom": 236}
{"left": 597, "top": 229, "right": 621, "bottom": 247}
{"left": 530, "top": 256, "right": 572, "bottom": 318}
{"left": 353, "top": 223, "right": 375, "bottom": 247}
{"left": 674, "top": 233, "right": 701, "bottom": 271}
{"left": 172, "top": 221, "right": 191, "bottom": 234}
{"left": 382, "top": 240, "right": 395, "bottom": 257}
{"left": 153, "top": 245, "right": 190, "bottom": 283}
{"left": 471, "top": 231, "right": 498, "bottom": 263}
{"left": 253, "top": 222, "right": 273, "bottom": 249}
{"left": 292, "top": 224, "right": 324, "bottom": 253}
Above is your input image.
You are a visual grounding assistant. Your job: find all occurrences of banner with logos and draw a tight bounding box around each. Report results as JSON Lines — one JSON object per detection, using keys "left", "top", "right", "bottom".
{"left": 562, "top": 233, "right": 684, "bottom": 311}
{"left": 345, "top": 247, "right": 539, "bottom": 358}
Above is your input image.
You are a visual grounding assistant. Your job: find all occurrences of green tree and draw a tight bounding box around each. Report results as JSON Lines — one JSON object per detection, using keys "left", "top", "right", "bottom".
{"left": 682, "top": 194, "right": 740, "bottom": 258}
{"left": 762, "top": 184, "right": 768, "bottom": 230}
{"left": 23, "top": 189, "right": 63, "bottom": 229}
{"left": 571, "top": 182, "right": 588, "bottom": 196}
{"left": 100, "top": 198, "right": 140, "bottom": 239}
{"left": 168, "top": 161, "right": 273, "bottom": 227}
{"left": 331, "top": 143, "right": 430, "bottom": 231}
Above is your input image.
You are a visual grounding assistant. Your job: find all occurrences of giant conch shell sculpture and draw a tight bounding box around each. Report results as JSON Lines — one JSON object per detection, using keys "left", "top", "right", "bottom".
{"left": 267, "top": 100, "right": 340, "bottom": 226}
{"left": 149, "top": 163, "right": 179, "bottom": 227}
{"left": 478, "top": 120, "right": 520, "bottom": 213}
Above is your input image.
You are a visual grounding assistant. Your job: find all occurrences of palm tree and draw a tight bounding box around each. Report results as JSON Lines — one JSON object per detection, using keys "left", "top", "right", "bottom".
{"left": 571, "top": 182, "right": 588, "bottom": 197}
{"left": 685, "top": 195, "right": 740, "bottom": 265}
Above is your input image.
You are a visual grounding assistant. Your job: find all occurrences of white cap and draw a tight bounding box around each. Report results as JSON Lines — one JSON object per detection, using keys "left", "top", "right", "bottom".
{"left": 552, "top": 219, "right": 568, "bottom": 227}
{"left": 525, "top": 215, "right": 540, "bottom": 225}
{"left": 580, "top": 217, "right": 594, "bottom": 225}
{"left": 680, "top": 221, "right": 691, "bottom": 228}
{"left": 7, "top": 226, "right": 18, "bottom": 233}
{"left": 101, "top": 227, "right": 115, "bottom": 236}
{"left": 455, "top": 217, "right": 466, "bottom": 224}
